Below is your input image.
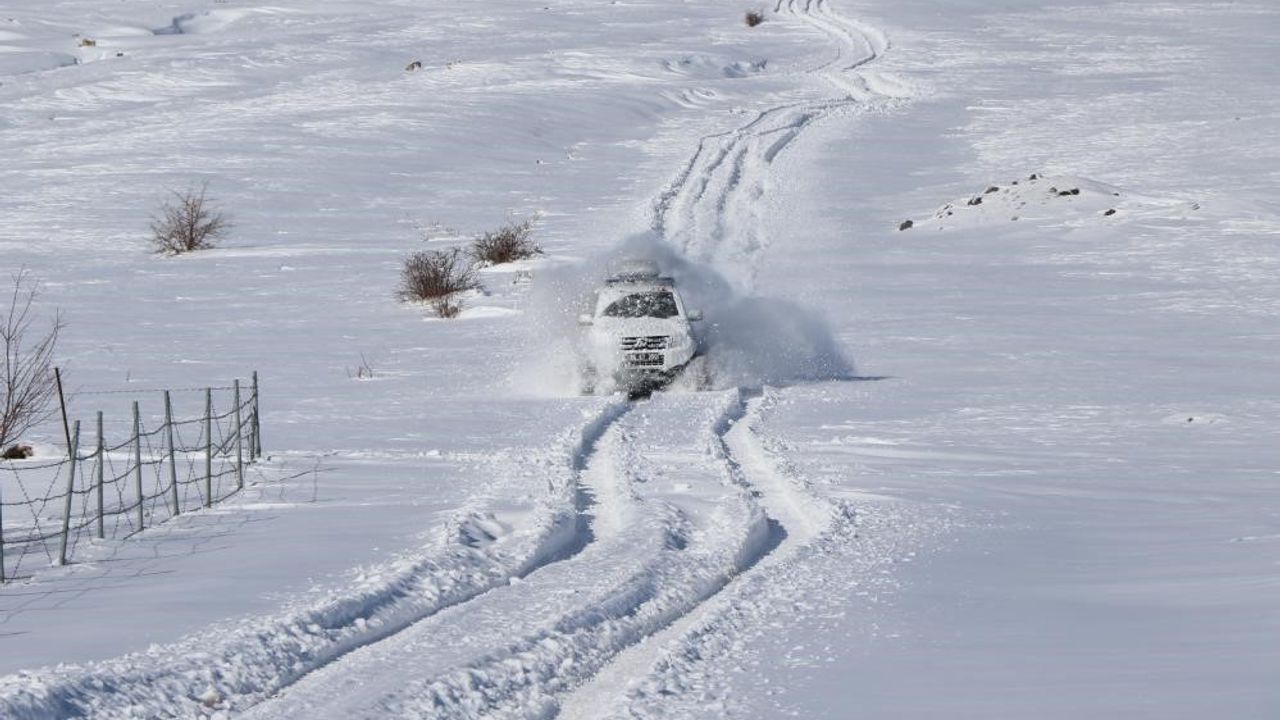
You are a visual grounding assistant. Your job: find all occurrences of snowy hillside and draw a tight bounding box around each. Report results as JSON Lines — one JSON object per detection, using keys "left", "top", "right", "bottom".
{"left": 1, "top": 0, "right": 1278, "bottom": 718}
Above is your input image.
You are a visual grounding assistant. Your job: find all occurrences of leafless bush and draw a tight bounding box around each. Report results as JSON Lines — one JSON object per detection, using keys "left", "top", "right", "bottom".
{"left": 430, "top": 296, "right": 463, "bottom": 319}
{"left": 399, "top": 248, "right": 479, "bottom": 318}
{"left": 150, "top": 183, "right": 232, "bottom": 255}
{"left": 469, "top": 217, "right": 542, "bottom": 266}
{"left": 745, "top": 10, "right": 765, "bottom": 27}
{"left": 1, "top": 271, "right": 63, "bottom": 451}
{"left": 346, "top": 353, "right": 375, "bottom": 380}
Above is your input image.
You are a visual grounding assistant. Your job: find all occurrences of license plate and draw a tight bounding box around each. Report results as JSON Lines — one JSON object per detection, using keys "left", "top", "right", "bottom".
{"left": 628, "top": 352, "right": 663, "bottom": 364}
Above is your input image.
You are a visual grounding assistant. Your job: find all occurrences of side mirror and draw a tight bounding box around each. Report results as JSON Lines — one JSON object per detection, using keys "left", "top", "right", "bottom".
{"left": 578, "top": 313, "right": 594, "bottom": 326}
{"left": 687, "top": 309, "right": 703, "bottom": 322}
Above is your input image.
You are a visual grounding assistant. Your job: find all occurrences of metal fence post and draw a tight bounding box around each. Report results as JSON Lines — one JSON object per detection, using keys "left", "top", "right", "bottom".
{"left": 1, "top": 481, "right": 6, "bottom": 582}
{"left": 57, "top": 421, "right": 80, "bottom": 566}
{"left": 164, "top": 391, "right": 180, "bottom": 517}
{"left": 233, "top": 379, "right": 244, "bottom": 490}
{"left": 133, "top": 401, "right": 144, "bottom": 531}
{"left": 96, "top": 411, "right": 105, "bottom": 540}
{"left": 251, "top": 371, "right": 261, "bottom": 461}
{"left": 204, "top": 388, "right": 213, "bottom": 507}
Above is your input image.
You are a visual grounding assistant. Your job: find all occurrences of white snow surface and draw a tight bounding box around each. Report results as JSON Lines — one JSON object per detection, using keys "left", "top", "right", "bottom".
{"left": 1, "top": 0, "right": 1279, "bottom": 718}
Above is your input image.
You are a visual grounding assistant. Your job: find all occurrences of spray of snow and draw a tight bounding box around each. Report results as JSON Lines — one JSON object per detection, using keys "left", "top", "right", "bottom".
{"left": 512, "top": 233, "right": 853, "bottom": 396}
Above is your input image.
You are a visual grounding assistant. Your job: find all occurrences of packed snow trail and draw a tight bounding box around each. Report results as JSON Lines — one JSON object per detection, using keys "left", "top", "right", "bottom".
{"left": 654, "top": 0, "right": 904, "bottom": 290}
{"left": 557, "top": 0, "right": 907, "bottom": 713}
{"left": 555, "top": 390, "right": 840, "bottom": 719}
{"left": 238, "top": 391, "right": 774, "bottom": 718}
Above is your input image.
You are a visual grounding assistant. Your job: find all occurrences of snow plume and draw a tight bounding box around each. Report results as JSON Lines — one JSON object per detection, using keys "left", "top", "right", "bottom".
{"left": 513, "top": 232, "right": 853, "bottom": 396}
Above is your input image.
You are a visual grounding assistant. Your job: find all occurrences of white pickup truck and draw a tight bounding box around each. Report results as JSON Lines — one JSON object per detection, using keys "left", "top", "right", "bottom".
{"left": 577, "top": 259, "right": 704, "bottom": 396}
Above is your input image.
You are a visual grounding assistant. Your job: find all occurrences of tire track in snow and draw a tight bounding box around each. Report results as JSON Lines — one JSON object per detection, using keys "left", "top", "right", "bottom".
{"left": 554, "top": 390, "right": 837, "bottom": 719}
{"left": 234, "top": 391, "right": 778, "bottom": 719}
{"left": 0, "top": 2, "right": 903, "bottom": 717}
{"left": 652, "top": 0, "right": 903, "bottom": 291}
{"left": 551, "top": 1, "right": 908, "bottom": 714}
{"left": 0, "top": 399, "right": 632, "bottom": 720}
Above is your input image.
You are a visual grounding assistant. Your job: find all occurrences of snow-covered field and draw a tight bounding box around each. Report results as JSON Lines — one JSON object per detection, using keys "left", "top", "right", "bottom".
{"left": 1, "top": 0, "right": 1278, "bottom": 717}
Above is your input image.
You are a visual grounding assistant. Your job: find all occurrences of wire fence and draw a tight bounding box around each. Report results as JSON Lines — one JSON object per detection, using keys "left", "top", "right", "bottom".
{"left": 0, "top": 372, "right": 262, "bottom": 584}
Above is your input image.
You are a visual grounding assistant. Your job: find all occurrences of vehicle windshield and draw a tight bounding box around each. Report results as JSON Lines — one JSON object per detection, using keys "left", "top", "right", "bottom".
{"left": 601, "top": 290, "right": 679, "bottom": 319}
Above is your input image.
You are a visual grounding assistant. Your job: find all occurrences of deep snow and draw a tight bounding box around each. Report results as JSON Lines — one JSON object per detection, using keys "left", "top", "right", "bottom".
{"left": 2, "top": 0, "right": 1279, "bottom": 718}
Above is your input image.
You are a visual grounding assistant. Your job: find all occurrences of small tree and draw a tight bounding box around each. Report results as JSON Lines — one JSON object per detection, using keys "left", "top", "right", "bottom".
{"left": 150, "top": 183, "right": 231, "bottom": 255}
{"left": 1, "top": 271, "right": 63, "bottom": 452}
{"left": 745, "top": 10, "right": 765, "bottom": 27}
{"left": 399, "top": 248, "right": 480, "bottom": 318}
{"left": 469, "top": 217, "right": 542, "bottom": 266}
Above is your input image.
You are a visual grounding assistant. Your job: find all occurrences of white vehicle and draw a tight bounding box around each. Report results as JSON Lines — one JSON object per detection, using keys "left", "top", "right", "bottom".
{"left": 577, "top": 259, "right": 704, "bottom": 396}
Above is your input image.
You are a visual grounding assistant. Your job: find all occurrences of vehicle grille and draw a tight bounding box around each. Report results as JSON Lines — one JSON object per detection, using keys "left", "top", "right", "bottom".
{"left": 620, "top": 336, "right": 671, "bottom": 351}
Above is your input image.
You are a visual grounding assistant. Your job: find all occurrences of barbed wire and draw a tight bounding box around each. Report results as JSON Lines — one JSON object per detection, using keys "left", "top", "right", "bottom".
{"left": 72, "top": 385, "right": 238, "bottom": 396}
{"left": 0, "top": 375, "right": 261, "bottom": 583}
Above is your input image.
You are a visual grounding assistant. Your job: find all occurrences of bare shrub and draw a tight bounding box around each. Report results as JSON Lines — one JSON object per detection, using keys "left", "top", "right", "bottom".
{"left": 399, "top": 248, "right": 479, "bottom": 319}
{"left": 150, "top": 183, "right": 232, "bottom": 255}
{"left": 1, "top": 271, "right": 63, "bottom": 451}
{"left": 745, "top": 10, "right": 765, "bottom": 27}
{"left": 346, "top": 353, "right": 375, "bottom": 380}
{"left": 430, "top": 296, "right": 463, "bottom": 319}
{"left": 469, "top": 217, "right": 542, "bottom": 266}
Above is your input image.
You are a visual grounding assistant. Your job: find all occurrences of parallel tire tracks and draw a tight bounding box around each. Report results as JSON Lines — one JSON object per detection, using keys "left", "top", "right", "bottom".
{"left": 238, "top": 391, "right": 776, "bottom": 719}
{"left": 250, "top": 0, "right": 895, "bottom": 716}
{"left": 653, "top": 0, "right": 898, "bottom": 291}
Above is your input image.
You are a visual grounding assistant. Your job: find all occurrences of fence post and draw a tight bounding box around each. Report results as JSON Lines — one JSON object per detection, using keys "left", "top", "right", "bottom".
{"left": 165, "top": 391, "right": 180, "bottom": 517}
{"left": 251, "top": 371, "right": 261, "bottom": 461}
{"left": 133, "top": 401, "right": 144, "bottom": 531}
{"left": 96, "top": 410, "right": 105, "bottom": 540}
{"left": 233, "top": 379, "right": 244, "bottom": 491}
{"left": 57, "top": 421, "right": 80, "bottom": 566}
{"left": 1, "top": 481, "right": 6, "bottom": 582}
{"left": 204, "top": 388, "right": 213, "bottom": 508}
